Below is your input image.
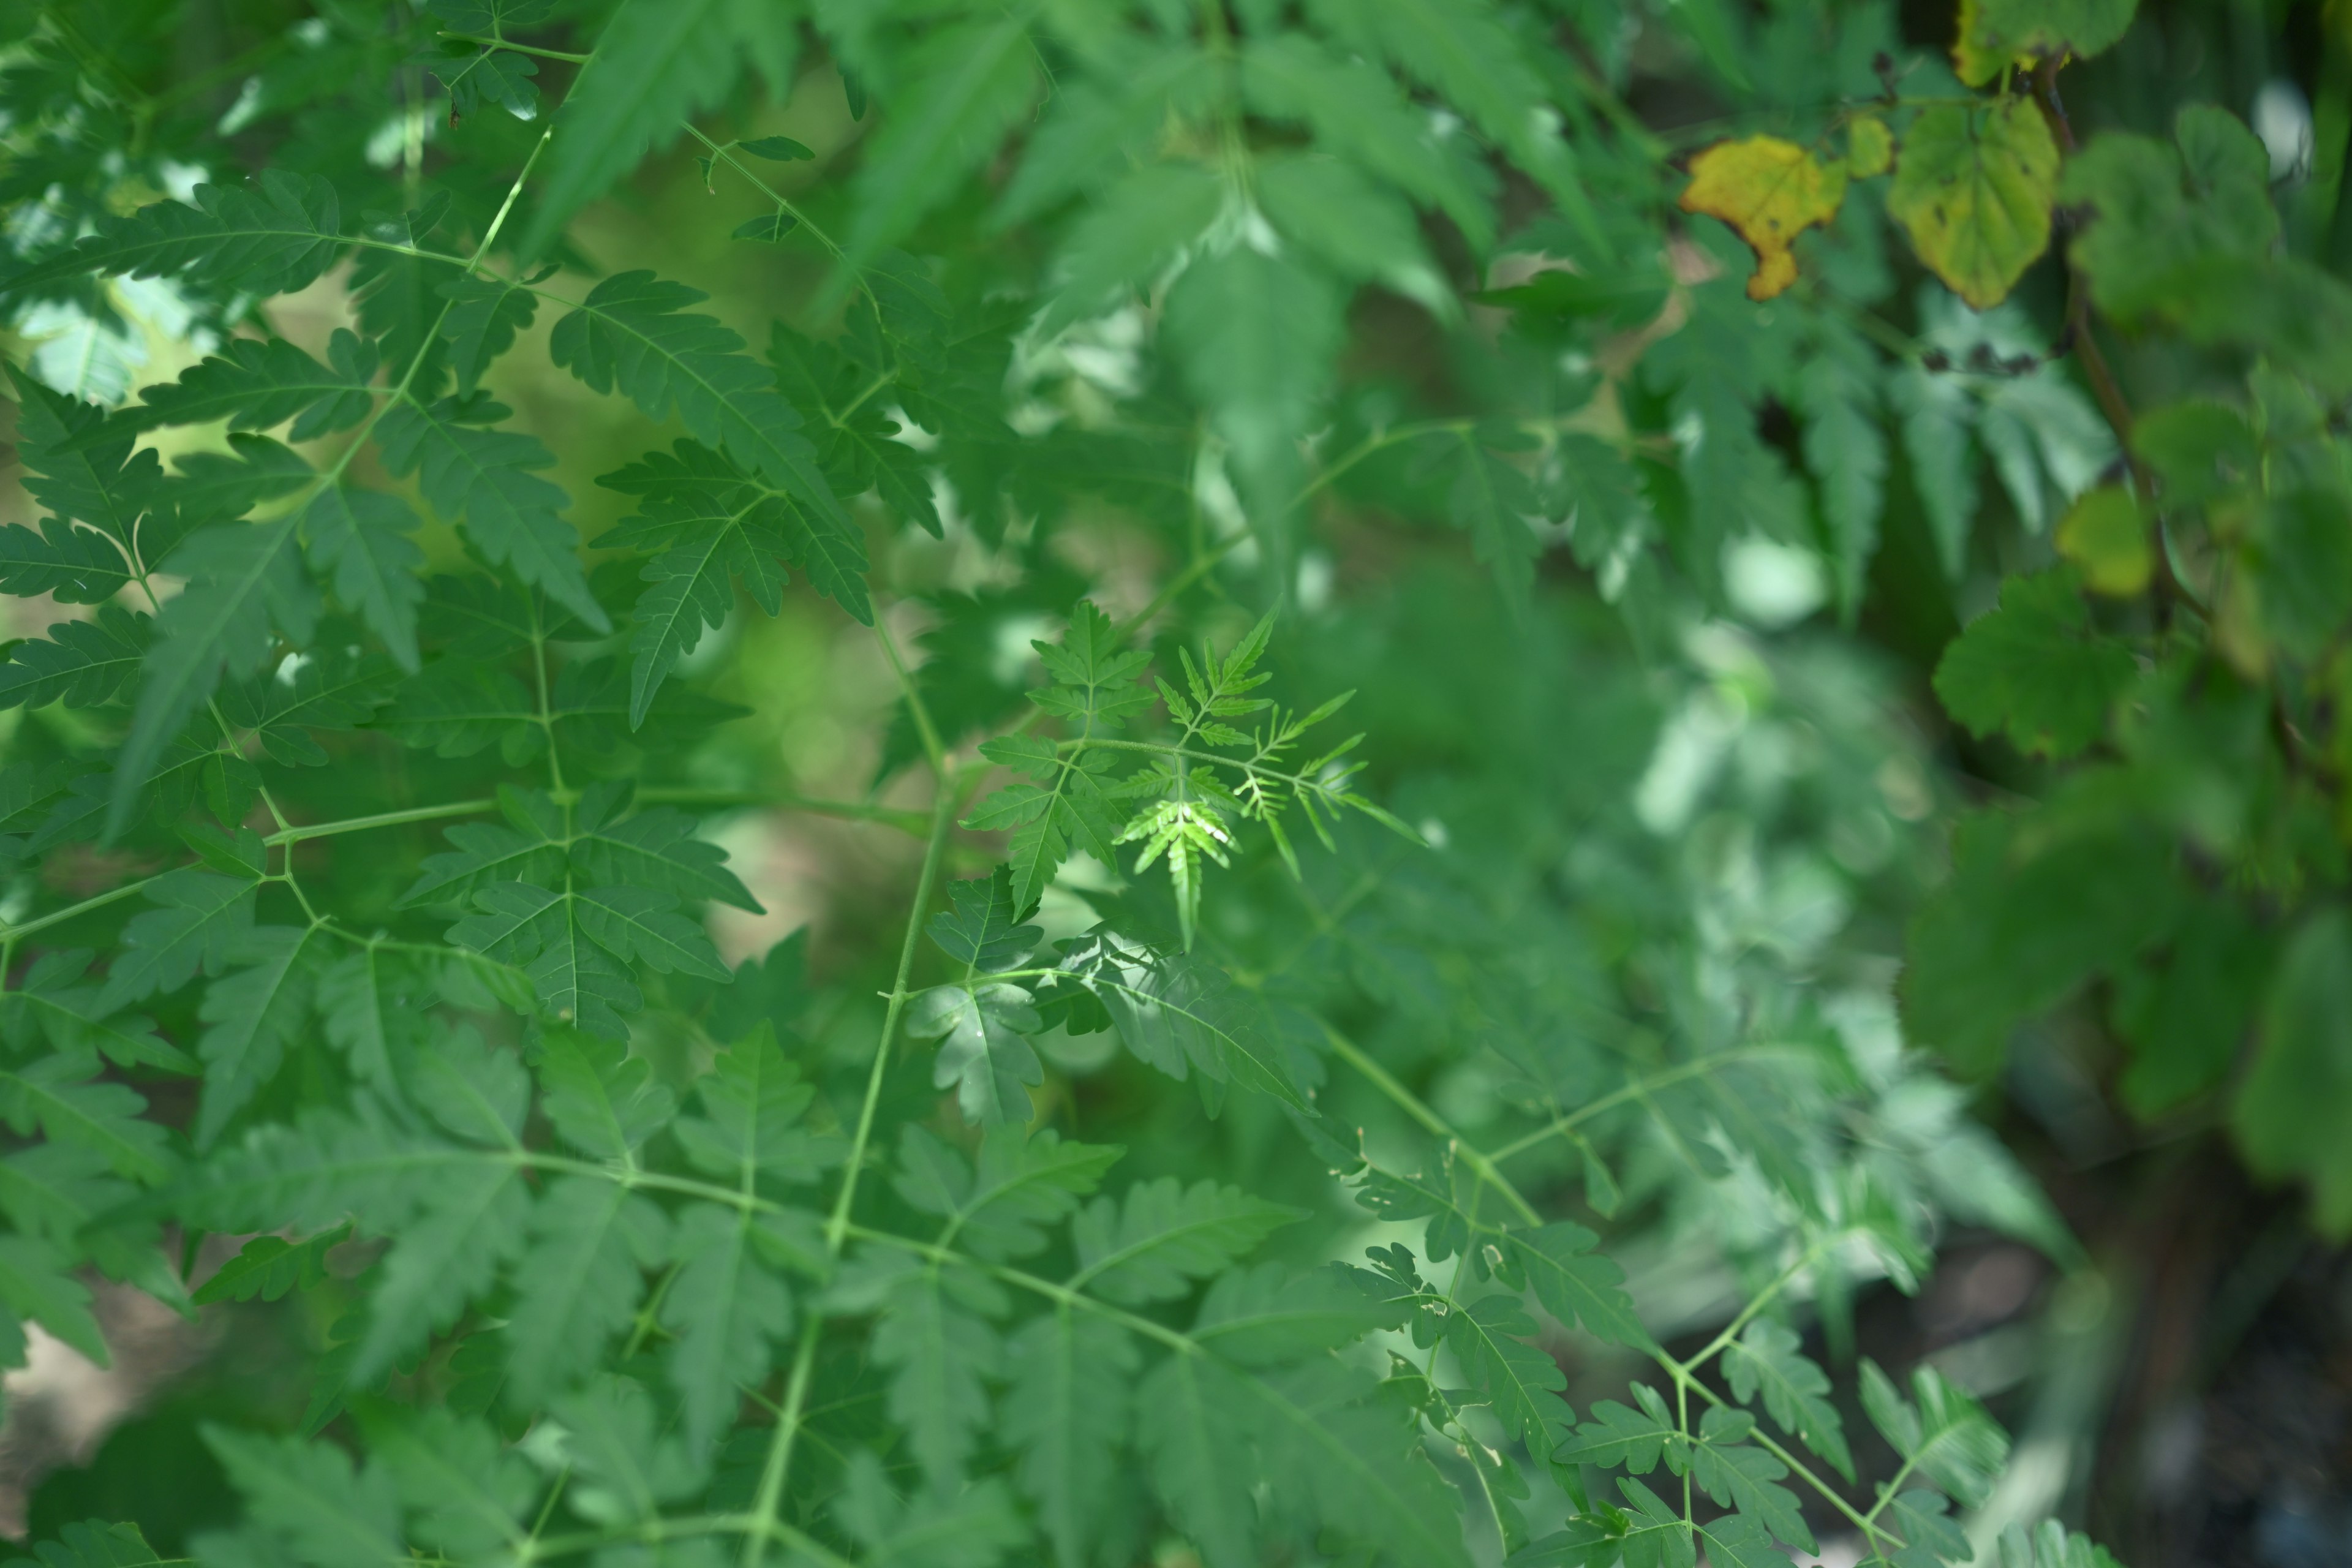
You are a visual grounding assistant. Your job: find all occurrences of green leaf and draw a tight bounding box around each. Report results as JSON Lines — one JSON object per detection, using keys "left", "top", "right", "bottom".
{"left": 1902, "top": 812, "right": 2182, "bottom": 1073}
{"left": 907, "top": 983, "right": 1043, "bottom": 1126}
{"left": 1161, "top": 247, "right": 1342, "bottom": 505}
{"left": 1003, "top": 1308, "right": 1136, "bottom": 1568}
{"left": 1445, "top": 1294, "right": 1574, "bottom": 1461}
{"left": 549, "top": 273, "right": 855, "bottom": 560}
{"left": 967, "top": 744, "right": 1124, "bottom": 914}
{"left": 0, "top": 606, "right": 149, "bottom": 710}
{"left": 0, "top": 518, "right": 139, "bottom": 606}
{"left": 4, "top": 370, "right": 160, "bottom": 546}
{"left": 1956, "top": 0, "right": 2138, "bottom": 85}
{"left": 998, "top": 42, "right": 1216, "bottom": 223}
{"left": 0, "top": 1059, "right": 172, "bottom": 1183}
{"left": 1558, "top": 1384, "right": 1678, "bottom": 1471}
{"left": 1136, "top": 1352, "right": 1259, "bottom": 1568}
{"left": 1027, "top": 601, "right": 1155, "bottom": 727}
{"left": 840, "top": 18, "right": 1038, "bottom": 271}
{"left": 1, "top": 951, "right": 190, "bottom": 1073}
{"left": 119, "top": 331, "right": 374, "bottom": 440}
{"left": 1069, "top": 1176, "right": 1300, "bottom": 1305}
{"left": 402, "top": 787, "right": 567, "bottom": 907}
{"left": 872, "top": 1262, "right": 1001, "bottom": 1491}
{"left": 507, "top": 1178, "right": 667, "bottom": 1408}
{"left": 2114, "top": 900, "right": 2273, "bottom": 1115}
{"left": 738, "top": 135, "right": 813, "bottom": 161}
{"left": 1231, "top": 1358, "right": 1474, "bottom": 1568}
{"left": 375, "top": 396, "right": 608, "bottom": 633}
{"left": 353, "top": 1161, "right": 532, "bottom": 1381}
{"left": 595, "top": 440, "right": 843, "bottom": 717}
{"left": 1933, "top": 569, "right": 2133, "bottom": 759}
{"left": 304, "top": 486, "right": 426, "bottom": 671}
{"left": 448, "top": 881, "right": 714, "bottom": 1038}
{"left": 567, "top": 783, "right": 762, "bottom": 910}
{"left": 925, "top": 869, "right": 1042, "bottom": 973}
{"left": 1256, "top": 152, "right": 1449, "bottom": 313}
{"left": 1689, "top": 1427, "right": 1813, "bottom": 1551}
{"left": 194, "top": 925, "right": 328, "bottom": 1147}
{"left": 97, "top": 869, "right": 260, "bottom": 1011}
{"left": 10, "top": 1521, "right": 159, "bottom": 1568}
{"left": 1441, "top": 430, "right": 1542, "bottom": 611}
{"left": 671, "top": 1027, "right": 835, "bottom": 1186}
{"left": 204, "top": 1426, "right": 405, "bottom": 1568}
{"left": 1894, "top": 364, "right": 1981, "bottom": 581}
{"left": 1238, "top": 34, "right": 1491, "bottom": 249}
{"left": 538, "top": 1032, "right": 677, "bottom": 1159}
{"left": 1057, "top": 931, "right": 1306, "bottom": 1112}
{"left": 526, "top": 0, "right": 755, "bottom": 253}
{"left": 555, "top": 1374, "right": 710, "bottom": 1521}
{"left": 364, "top": 1405, "right": 536, "bottom": 1557}
{"left": 2053, "top": 485, "right": 2152, "bottom": 598}
{"left": 662, "top": 1202, "right": 802, "bottom": 1450}
{"left": 830, "top": 1452, "right": 1027, "bottom": 1568}
{"left": 894, "top": 1123, "right": 1120, "bottom": 1262}
{"left": 1889, "top": 99, "right": 2060, "bottom": 311}
{"left": 1992, "top": 1520, "right": 2128, "bottom": 1568}
{"left": 438, "top": 276, "right": 539, "bottom": 396}
{"left": 1303, "top": 0, "right": 1596, "bottom": 243}
{"left": 1795, "top": 320, "right": 1888, "bottom": 613}
{"left": 2241, "top": 489, "right": 2352, "bottom": 660}
{"left": 1036, "top": 164, "right": 1223, "bottom": 337}
{"left": 1858, "top": 1359, "right": 2008, "bottom": 1508}
{"left": 162, "top": 434, "right": 314, "bottom": 529}
{"left": 2, "top": 172, "right": 346, "bottom": 298}
{"left": 1697, "top": 1513, "right": 1792, "bottom": 1568}
{"left": 1499, "top": 1224, "right": 1651, "bottom": 1349}
{"left": 192, "top": 1226, "right": 348, "bottom": 1305}
{"left": 2236, "top": 908, "right": 2352, "bottom": 1234}
{"left": 423, "top": 43, "right": 540, "bottom": 123}
{"left": 1721, "top": 1320, "right": 1854, "bottom": 1481}
{"left": 110, "top": 516, "right": 318, "bottom": 836}
{"left": 1888, "top": 1490, "right": 1972, "bottom": 1567}
{"left": 729, "top": 213, "right": 798, "bottom": 243}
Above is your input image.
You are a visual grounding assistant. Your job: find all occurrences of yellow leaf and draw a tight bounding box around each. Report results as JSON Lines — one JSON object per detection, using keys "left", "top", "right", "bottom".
{"left": 1678, "top": 136, "right": 1849, "bottom": 301}
{"left": 1847, "top": 116, "right": 1893, "bottom": 179}
{"left": 2055, "top": 486, "right": 2152, "bottom": 596}
{"left": 1888, "top": 99, "right": 2059, "bottom": 310}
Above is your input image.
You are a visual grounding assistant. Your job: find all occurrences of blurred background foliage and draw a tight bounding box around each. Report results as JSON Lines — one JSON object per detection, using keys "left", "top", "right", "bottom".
{"left": 0, "top": 0, "right": 2349, "bottom": 1565}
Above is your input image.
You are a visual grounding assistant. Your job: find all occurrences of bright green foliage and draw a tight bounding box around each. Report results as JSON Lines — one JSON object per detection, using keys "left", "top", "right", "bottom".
{"left": 0, "top": 0, "right": 2168, "bottom": 1565}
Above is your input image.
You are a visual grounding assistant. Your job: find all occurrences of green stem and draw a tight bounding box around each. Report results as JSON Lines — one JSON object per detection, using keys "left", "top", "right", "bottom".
{"left": 845, "top": 1224, "right": 1194, "bottom": 1354}
{"left": 874, "top": 615, "right": 950, "bottom": 779}
{"left": 1485, "top": 1047, "right": 1809, "bottom": 1163}
{"left": 681, "top": 124, "right": 853, "bottom": 270}
{"left": 1319, "top": 1023, "right": 1541, "bottom": 1226}
{"left": 826, "top": 791, "right": 954, "bottom": 1255}
{"left": 266, "top": 799, "right": 499, "bottom": 845}
{"left": 1668, "top": 1236, "right": 1837, "bottom": 1379}
{"left": 439, "top": 32, "right": 591, "bottom": 64}
{"left": 0, "top": 873, "right": 169, "bottom": 941}
{"left": 739, "top": 772, "right": 956, "bottom": 1568}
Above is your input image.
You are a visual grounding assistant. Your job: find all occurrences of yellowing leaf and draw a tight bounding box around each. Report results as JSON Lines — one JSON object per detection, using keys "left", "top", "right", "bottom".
{"left": 1679, "top": 136, "right": 1849, "bottom": 301}
{"left": 1848, "top": 116, "right": 1893, "bottom": 179}
{"left": 1888, "top": 99, "right": 2059, "bottom": 310}
{"left": 2055, "top": 486, "right": 2151, "bottom": 596}
{"left": 1956, "top": 0, "right": 2139, "bottom": 86}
